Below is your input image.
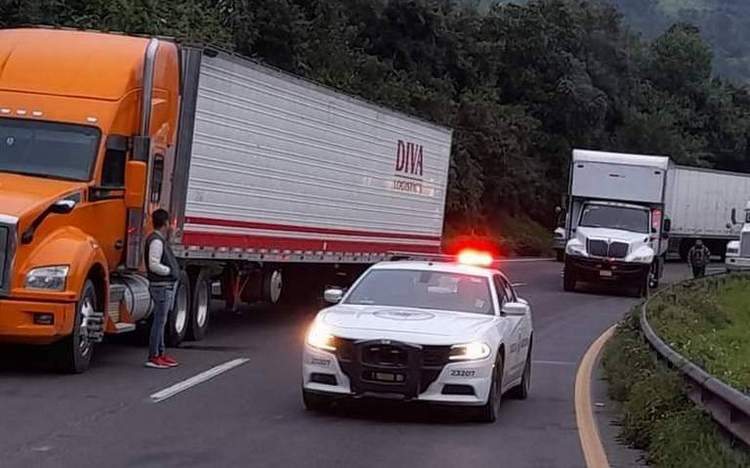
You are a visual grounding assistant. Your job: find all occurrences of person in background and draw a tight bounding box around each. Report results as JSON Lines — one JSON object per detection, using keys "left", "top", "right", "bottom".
{"left": 687, "top": 239, "right": 711, "bottom": 279}
{"left": 144, "top": 209, "right": 180, "bottom": 369}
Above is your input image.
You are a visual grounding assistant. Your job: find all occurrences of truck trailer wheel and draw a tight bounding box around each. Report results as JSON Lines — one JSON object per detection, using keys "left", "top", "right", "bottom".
{"left": 166, "top": 271, "right": 190, "bottom": 347}
{"left": 55, "top": 279, "right": 99, "bottom": 373}
{"left": 187, "top": 269, "right": 210, "bottom": 341}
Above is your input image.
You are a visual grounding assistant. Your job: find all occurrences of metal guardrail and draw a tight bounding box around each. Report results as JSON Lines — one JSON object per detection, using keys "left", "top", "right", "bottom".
{"left": 640, "top": 273, "right": 750, "bottom": 447}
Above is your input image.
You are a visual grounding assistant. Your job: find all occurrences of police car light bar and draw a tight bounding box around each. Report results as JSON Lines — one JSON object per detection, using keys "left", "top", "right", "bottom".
{"left": 456, "top": 249, "right": 494, "bottom": 267}
{"left": 388, "top": 250, "right": 495, "bottom": 267}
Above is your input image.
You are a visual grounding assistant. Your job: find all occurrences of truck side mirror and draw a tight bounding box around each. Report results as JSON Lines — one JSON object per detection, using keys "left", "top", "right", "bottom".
{"left": 125, "top": 160, "right": 147, "bottom": 209}
{"left": 731, "top": 208, "right": 737, "bottom": 225}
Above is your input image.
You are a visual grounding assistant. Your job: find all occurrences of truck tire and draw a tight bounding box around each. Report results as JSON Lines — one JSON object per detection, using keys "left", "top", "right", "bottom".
{"left": 636, "top": 270, "right": 650, "bottom": 298}
{"left": 555, "top": 250, "right": 564, "bottom": 262}
{"left": 55, "top": 279, "right": 98, "bottom": 373}
{"left": 563, "top": 267, "right": 577, "bottom": 292}
{"left": 187, "top": 269, "right": 210, "bottom": 341}
{"left": 262, "top": 269, "right": 283, "bottom": 304}
{"left": 166, "top": 270, "right": 190, "bottom": 347}
{"left": 476, "top": 353, "right": 503, "bottom": 423}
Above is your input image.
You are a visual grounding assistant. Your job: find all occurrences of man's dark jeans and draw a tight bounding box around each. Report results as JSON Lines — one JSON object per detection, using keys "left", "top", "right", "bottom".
{"left": 692, "top": 265, "right": 706, "bottom": 279}
{"left": 149, "top": 285, "right": 173, "bottom": 359}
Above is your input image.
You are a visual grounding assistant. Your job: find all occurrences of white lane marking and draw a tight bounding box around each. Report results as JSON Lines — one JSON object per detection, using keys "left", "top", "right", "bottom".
{"left": 500, "top": 258, "right": 555, "bottom": 263}
{"left": 512, "top": 282, "right": 527, "bottom": 287}
{"left": 149, "top": 358, "right": 250, "bottom": 403}
{"left": 533, "top": 360, "right": 577, "bottom": 366}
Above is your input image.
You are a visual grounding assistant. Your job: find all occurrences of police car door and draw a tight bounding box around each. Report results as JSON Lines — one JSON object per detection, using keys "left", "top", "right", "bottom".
{"left": 493, "top": 274, "right": 525, "bottom": 384}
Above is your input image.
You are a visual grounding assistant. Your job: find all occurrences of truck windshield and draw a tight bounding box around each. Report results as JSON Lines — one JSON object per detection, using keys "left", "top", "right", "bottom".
{"left": 579, "top": 204, "right": 650, "bottom": 234}
{"left": 0, "top": 118, "right": 100, "bottom": 181}
{"left": 344, "top": 269, "right": 494, "bottom": 315}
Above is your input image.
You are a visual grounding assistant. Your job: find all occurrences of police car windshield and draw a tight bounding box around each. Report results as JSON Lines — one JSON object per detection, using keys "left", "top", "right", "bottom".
{"left": 344, "top": 269, "right": 494, "bottom": 315}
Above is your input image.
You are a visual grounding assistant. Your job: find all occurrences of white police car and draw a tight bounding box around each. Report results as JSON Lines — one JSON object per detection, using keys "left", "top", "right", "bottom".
{"left": 301, "top": 250, "right": 533, "bottom": 422}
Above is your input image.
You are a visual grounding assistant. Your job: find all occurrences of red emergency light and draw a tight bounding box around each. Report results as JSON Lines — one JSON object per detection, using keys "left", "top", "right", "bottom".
{"left": 457, "top": 248, "right": 494, "bottom": 267}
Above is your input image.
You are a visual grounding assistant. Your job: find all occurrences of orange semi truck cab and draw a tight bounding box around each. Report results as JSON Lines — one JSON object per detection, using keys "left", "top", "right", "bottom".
{"left": 0, "top": 28, "right": 180, "bottom": 372}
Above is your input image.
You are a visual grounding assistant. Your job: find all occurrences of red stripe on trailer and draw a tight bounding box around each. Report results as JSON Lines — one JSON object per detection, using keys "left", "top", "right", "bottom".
{"left": 185, "top": 217, "right": 441, "bottom": 242}
{"left": 181, "top": 232, "right": 441, "bottom": 254}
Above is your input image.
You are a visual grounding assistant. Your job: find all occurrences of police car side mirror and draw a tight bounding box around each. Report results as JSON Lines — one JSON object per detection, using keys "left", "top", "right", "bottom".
{"left": 501, "top": 302, "right": 527, "bottom": 317}
{"left": 324, "top": 288, "right": 344, "bottom": 304}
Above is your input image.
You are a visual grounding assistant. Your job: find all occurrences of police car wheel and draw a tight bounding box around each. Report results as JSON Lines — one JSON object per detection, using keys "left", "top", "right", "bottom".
{"left": 302, "top": 389, "right": 333, "bottom": 412}
{"left": 476, "top": 354, "right": 503, "bottom": 423}
{"left": 509, "top": 341, "right": 532, "bottom": 400}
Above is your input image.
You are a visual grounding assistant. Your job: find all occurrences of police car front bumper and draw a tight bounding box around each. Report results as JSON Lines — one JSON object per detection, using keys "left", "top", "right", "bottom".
{"left": 302, "top": 340, "right": 493, "bottom": 406}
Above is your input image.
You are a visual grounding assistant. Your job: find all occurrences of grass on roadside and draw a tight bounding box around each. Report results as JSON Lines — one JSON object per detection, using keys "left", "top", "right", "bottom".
{"left": 647, "top": 275, "right": 750, "bottom": 393}
{"left": 601, "top": 311, "right": 750, "bottom": 468}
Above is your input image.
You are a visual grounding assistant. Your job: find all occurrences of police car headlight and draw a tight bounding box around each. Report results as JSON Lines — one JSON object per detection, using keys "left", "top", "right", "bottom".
{"left": 306, "top": 322, "right": 336, "bottom": 352}
{"left": 25, "top": 266, "right": 69, "bottom": 291}
{"left": 449, "top": 342, "right": 491, "bottom": 361}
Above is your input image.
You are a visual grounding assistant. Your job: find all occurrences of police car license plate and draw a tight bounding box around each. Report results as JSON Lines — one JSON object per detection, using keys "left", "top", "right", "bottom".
{"left": 599, "top": 270, "right": 613, "bottom": 277}
{"left": 366, "top": 371, "right": 405, "bottom": 383}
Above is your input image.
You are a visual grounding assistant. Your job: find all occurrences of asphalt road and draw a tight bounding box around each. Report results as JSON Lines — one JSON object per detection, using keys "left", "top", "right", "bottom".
{"left": 0, "top": 261, "right": 701, "bottom": 468}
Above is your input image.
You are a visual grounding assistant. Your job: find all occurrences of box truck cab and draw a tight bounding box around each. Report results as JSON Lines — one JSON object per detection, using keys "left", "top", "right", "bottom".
{"left": 563, "top": 150, "right": 670, "bottom": 297}
{"left": 725, "top": 201, "right": 750, "bottom": 271}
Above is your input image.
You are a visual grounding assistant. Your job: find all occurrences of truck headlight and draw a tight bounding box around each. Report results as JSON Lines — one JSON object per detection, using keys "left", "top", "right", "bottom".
{"left": 630, "top": 253, "right": 653, "bottom": 264}
{"left": 306, "top": 322, "right": 336, "bottom": 352}
{"left": 449, "top": 342, "right": 491, "bottom": 361}
{"left": 25, "top": 266, "right": 69, "bottom": 291}
{"left": 566, "top": 243, "right": 588, "bottom": 257}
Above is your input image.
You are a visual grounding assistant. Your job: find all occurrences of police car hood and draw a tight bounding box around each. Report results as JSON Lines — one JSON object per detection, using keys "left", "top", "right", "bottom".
{"left": 320, "top": 304, "right": 496, "bottom": 342}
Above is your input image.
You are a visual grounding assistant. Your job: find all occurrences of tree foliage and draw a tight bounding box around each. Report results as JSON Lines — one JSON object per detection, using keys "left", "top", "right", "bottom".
{"left": 2, "top": 0, "right": 749, "bottom": 231}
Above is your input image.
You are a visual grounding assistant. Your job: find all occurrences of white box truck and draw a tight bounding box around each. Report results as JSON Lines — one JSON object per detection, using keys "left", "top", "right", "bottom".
{"left": 665, "top": 166, "right": 750, "bottom": 260}
{"left": 563, "top": 150, "right": 670, "bottom": 297}
{"left": 726, "top": 200, "right": 750, "bottom": 271}
{"left": 554, "top": 163, "right": 750, "bottom": 263}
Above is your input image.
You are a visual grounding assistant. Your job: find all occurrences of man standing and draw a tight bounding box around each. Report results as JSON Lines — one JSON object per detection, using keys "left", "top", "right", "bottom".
{"left": 688, "top": 240, "right": 711, "bottom": 279}
{"left": 145, "top": 209, "right": 180, "bottom": 369}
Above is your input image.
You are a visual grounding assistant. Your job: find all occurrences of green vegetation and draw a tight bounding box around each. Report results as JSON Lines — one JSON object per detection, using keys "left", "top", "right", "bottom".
{"left": 608, "top": 0, "right": 750, "bottom": 84}
{"left": 648, "top": 275, "right": 750, "bottom": 393}
{"left": 2, "top": 0, "right": 749, "bottom": 247}
{"left": 602, "top": 312, "right": 750, "bottom": 467}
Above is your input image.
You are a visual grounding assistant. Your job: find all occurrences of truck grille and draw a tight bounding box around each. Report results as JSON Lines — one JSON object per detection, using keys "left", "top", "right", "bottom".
{"left": 587, "top": 239, "right": 628, "bottom": 259}
{"left": 741, "top": 233, "right": 750, "bottom": 257}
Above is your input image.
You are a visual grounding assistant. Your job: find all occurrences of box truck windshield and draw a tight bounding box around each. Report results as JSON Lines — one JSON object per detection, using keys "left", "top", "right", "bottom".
{"left": 0, "top": 118, "right": 100, "bottom": 181}
{"left": 579, "top": 204, "right": 650, "bottom": 234}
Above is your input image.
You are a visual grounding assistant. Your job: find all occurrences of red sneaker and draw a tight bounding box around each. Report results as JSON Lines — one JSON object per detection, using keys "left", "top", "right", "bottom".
{"left": 145, "top": 357, "right": 169, "bottom": 369}
{"left": 160, "top": 355, "right": 179, "bottom": 367}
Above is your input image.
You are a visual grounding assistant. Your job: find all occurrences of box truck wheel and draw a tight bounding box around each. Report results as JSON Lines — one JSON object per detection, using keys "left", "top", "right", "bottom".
{"left": 563, "top": 263, "right": 577, "bottom": 292}
{"left": 635, "top": 270, "right": 650, "bottom": 298}
{"left": 187, "top": 269, "right": 210, "bottom": 341}
{"left": 55, "top": 279, "right": 99, "bottom": 373}
{"left": 166, "top": 271, "right": 190, "bottom": 347}
{"left": 555, "top": 250, "right": 564, "bottom": 262}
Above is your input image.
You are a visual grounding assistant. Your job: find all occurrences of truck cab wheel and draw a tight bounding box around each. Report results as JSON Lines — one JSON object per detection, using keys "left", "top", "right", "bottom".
{"left": 166, "top": 270, "right": 190, "bottom": 347}
{"left": 55, "top": 279, "right": 98, "bottom": 373}
{"left": 563, "top": 268, "right": 577, "bottom": 292}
